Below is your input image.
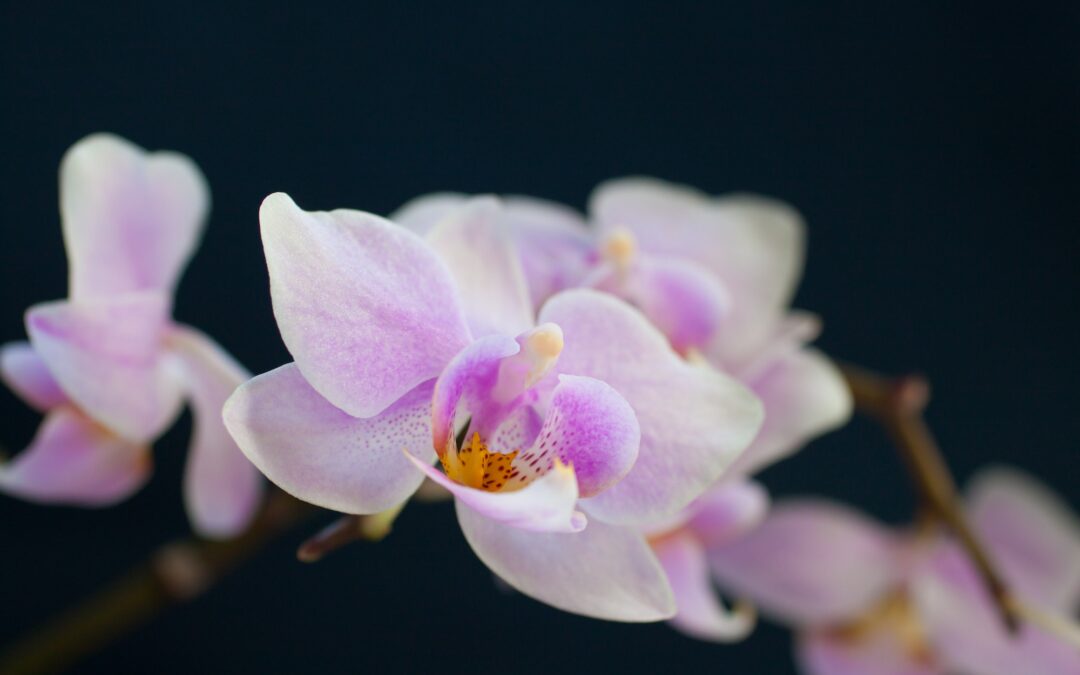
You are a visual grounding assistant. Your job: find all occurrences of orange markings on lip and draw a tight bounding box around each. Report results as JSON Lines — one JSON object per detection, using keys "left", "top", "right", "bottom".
{"left": 440, "top": 432, "right": 519, "bottom": 493}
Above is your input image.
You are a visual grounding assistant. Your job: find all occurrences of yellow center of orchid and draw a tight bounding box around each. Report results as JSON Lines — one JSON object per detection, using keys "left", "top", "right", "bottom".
{"left": 440, "top": 432, "right": 520, "bottom": 492}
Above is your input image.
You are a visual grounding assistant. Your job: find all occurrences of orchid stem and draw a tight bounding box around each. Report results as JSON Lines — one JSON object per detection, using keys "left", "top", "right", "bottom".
{"left": 0, "top": 490, "right": 315, "bottom": 675}
{"left": 296, "top": 501, "right": 407, "bottom": 563}
{"left": 839, "top": 364, "right": 1018, "bottom": 632}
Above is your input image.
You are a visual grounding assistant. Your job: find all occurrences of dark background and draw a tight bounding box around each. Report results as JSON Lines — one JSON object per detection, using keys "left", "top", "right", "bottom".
{"left": 1, "top": 2, "right": 1077, "bottom": 673}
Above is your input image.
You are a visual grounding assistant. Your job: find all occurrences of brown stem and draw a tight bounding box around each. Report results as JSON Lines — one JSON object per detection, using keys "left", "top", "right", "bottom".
{"left": 0, "top": 490, "right": 316, "bottom": 675}
{"left": 839, "top": 364, "right": 1018, "bottom": 632}
{"left": 295, "top": 501, "right": 405, "bottom": 563}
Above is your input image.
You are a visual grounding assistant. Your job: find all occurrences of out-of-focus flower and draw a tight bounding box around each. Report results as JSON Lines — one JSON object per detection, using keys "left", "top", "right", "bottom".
{"left": 703, "top": 468, "right": 1080, "bottom": 674}
{"left": 224, "top": 194, "right": 764, "bottom": 620}
{"left": 0, "top": 133, "right": 262, "bottom": 539}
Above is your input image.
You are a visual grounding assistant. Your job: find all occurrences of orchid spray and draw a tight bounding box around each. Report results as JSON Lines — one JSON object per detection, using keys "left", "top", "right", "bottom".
{"left": 1, "top": 142, "right": 1077, "bottom": 675}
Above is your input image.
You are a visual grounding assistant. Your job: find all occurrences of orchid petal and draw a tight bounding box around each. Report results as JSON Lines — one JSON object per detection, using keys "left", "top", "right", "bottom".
{"left": 393, "top": 192, "right": 592, "bottom": 307}
{"left": 795, "top": 631, "right": 941, "bottom": 675}
{"left": 501, "top": 196, "right": 594, "bottom": 307}
{"left": 0, "top": 342, "right": 67, "bottom": 411}
{"left": 686, "top": 479, "right": 771, "bottom": 548}
{"left": 911, "top": 541, "right": 1080, "bottom": 675}
{"left": 25, "top": 293, "right": 183, "bottom": 442}
{"left": 654, "top": 530, "right": 756, "bottom": 642}
{"left": 542, "top": 290, "right": 763, "bottom": 525}
{"left": 634, "top": 256, "right": 731, "bottom": 354}
{"left": 966, "top": 467, "right": 1080, "bottom": 613}
{"left": 727, "top": 347, "right": 853, "bottom": 477}
{"left": 425, "top": 197, "right": 534, "bottom": 338}
{"left": 223, "top": 363, "right": 434, "bottom": 514}
{"left": 406, "top": 452, "right": 584, "bottom": 533}
{"left": 0, "top": 408, "right": 149, "bottom": 505}
{"left": 523, "top": 375, "right": 639, "bottom": 499}
{"left": 430, "top": 335, "right": 521, "bottom": 453}
{"left": 260, "top": 192, "right": 471, "bottom": 418}
{"left": 588, "top": 255, "right": 731, "bottom": 354}
{"left": 724, "top": 310, "right": 821, "bottom": 382}
{"left": 60, "top": 133, "right": 208, "bottom": 300}
{"left": 390, "top": 192, "right": 467, "bottom": 235}
{"left": 708, "top": 501, "right": 901, "bottom": 625}
{"left": 457, "top": 500, "right": 675, "bottom": 621}
{"left": 169, "top": 326, "right": 262, "bottom": 539}
{"left": 590, "top": 178, "right": 805, "bottom": 365}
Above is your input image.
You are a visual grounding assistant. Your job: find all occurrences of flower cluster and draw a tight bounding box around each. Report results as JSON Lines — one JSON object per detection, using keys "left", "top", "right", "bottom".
{"left": 3, "top": 133, "right": 1078, "bottom": 674}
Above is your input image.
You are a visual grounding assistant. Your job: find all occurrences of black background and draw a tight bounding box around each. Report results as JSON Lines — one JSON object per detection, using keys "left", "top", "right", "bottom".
{"left": 1, "top": 3, "right": 1078, "bottom": 673}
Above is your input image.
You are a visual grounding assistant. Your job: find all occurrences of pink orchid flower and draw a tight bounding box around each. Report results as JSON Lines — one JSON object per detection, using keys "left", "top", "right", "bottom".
{"left": 700, "top": 468, "right": 1080, "bottom": 674}
{"left": 0, "top": 133, "right": 263, "bottom": 539}
{"left": 223, "top": 193, "right": 764, "bottom": 621}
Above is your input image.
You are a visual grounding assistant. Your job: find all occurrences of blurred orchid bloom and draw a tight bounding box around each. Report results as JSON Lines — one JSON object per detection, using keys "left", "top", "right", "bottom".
{"left": 0, "top": 134, "right": 262, "bottom": 539}
{"left": 224, "top": 194, "right": 764, "bottom": 621}
{"left": 701, "top": 468, "right": 1080, "bottom": 674}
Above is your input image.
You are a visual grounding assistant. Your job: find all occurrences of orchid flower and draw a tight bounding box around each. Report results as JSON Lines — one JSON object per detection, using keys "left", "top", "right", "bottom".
{"left": 699, "top": 468, "right": 1080, "bottom": 674}
{"left": 0, "top": 134, "right": 263, "bottom": 539}
{"left": 223, "top": 193, "right": 764, "bottom": 621}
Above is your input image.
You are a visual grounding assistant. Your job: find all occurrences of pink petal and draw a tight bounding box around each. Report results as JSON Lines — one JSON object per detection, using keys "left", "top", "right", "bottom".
{"left": 587, "top": 255, "right": 731, "bottom": 354}
{"left": 393, "top": 193, "right": 594, "bottom": 309}
{"left": 60, "top": 133, "right": 208, "bottom": 300}
{"left": 708, "top": 500, "right": 901, "bottom": 625}
{"left": 259, "top": 192, "right": 471, "bottom": 418}
{"left": 0, "top": 341, "right": 68, "bottom": 411}
{"left": 686, "top": 479, "right": 771, "bottom": 548}
{"left": 541, "top": 289, "right": 763, "bottom": 526}
{"left": 966, "top": 467, "right": 1080, "bottom": 614}
{"left": 456, "top": 500, "right": 675, "bottom": 621}
{"left": 500, "top": 196, "right": 594, "bottom": 308}
{"left": 424, "top": 197, "right": 534, "bottom": 338}
{"left": 796, "top": 631, "right": 942, "bottom": 675}
{"left": 25, "top": 292, "right": 184, "bottom": 443}
{"left": 727, "top": 347, "right": 853, "bottom": 478}
{"left": 911, "top": 541, "right": 1080, "bottom": 675}
{"left": 223, "top": 364, "right": 434, "bottom": 514}
{"left": 0, "top": 408, "right": 150, "bottom": 505}
{"left": 724, "top": 310, "right": 822, "bottom": 383}
{"left": 406, "top": 451, "right": 585, "bottom": 533}
{"left": 168, "top": 326, "right": 263, "bottom": 539}
{"left": 390, "top": 191, "right": 467, "bottom": 235}
{"left": 590, "top": 178, "right": 805, "bottom": 366}
{"left": 654, "top": 530, "right": 756, "bottom": 642}
{"left": 529, "top": 374, "right": 639, "bottom": 499}
{"left": 430, "top": 335, "right": 521, "bottom": 453}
